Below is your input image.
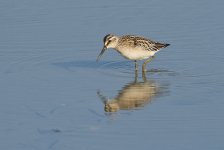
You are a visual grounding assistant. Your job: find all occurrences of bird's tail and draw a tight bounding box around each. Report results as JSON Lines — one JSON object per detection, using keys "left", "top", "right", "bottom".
{"left": 155, "top": 42, "right": 170, "bottom": 48}
{"left": 164, "top": 43, "right": 170, "bottom": 47}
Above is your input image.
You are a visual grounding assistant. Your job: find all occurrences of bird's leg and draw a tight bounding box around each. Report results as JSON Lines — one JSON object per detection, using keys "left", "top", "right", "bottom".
{"left": 142, "top": 56, "right": 155, "bottom": 72}
{"left": 134, "top": 60, "right": 138, "bottom": 71}
{"left": 135, "top": 69, "right": 138, "bottom": 83}
{"left": 134, "top": 60, "right": 138, "bottom": 82}
{"left": 142, "top": 70, "right": 147, "bottom": 82}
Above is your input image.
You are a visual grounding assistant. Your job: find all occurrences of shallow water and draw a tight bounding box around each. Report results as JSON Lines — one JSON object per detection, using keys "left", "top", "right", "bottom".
{"left": 1, "top": 0, "right": 224, "bottom": 150}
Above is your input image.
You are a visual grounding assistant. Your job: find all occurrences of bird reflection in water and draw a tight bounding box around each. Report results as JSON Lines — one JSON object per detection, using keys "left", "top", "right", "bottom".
{"left": 97, "top": 72, "right": 163, "bottom": 112}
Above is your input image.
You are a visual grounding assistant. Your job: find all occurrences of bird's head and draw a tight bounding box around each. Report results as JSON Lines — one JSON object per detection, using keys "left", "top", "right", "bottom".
{"left": 96, "top": 34, "right": 119, "bottom": 61}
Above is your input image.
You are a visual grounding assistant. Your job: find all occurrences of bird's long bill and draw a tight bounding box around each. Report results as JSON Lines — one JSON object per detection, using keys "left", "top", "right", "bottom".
{"left": 96, "top": 46, "right": 106, "bottom": 62}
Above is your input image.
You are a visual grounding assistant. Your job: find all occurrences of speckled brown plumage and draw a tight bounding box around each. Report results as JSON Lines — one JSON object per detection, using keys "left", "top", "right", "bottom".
{"left": 97, "top": 34, "right": 170, "bottom": 71}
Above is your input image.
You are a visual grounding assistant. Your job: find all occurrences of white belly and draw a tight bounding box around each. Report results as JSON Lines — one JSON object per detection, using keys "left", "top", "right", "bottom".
{"left": 116, "top": 47, "right": 156, "bottom": 60}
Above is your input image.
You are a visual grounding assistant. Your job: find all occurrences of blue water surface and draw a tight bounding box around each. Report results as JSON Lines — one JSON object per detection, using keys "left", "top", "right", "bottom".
{"left": 0, "top": 0, "right": 224, "bottom": 150}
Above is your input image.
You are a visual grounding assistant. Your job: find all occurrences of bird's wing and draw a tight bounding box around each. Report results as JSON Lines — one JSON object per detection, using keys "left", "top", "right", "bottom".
{"left": 133, "top": 37, "right": 158, "bottom": 51}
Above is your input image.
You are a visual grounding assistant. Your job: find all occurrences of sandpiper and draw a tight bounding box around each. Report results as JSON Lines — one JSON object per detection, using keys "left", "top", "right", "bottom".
{"left": 97, "top": 34, "right": 170, "bottom": 71}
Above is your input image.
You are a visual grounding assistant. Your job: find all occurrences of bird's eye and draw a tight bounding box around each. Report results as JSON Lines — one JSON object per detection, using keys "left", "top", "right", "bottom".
{"left": 106, "top": 40, "right": 111, "bottom": 45}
